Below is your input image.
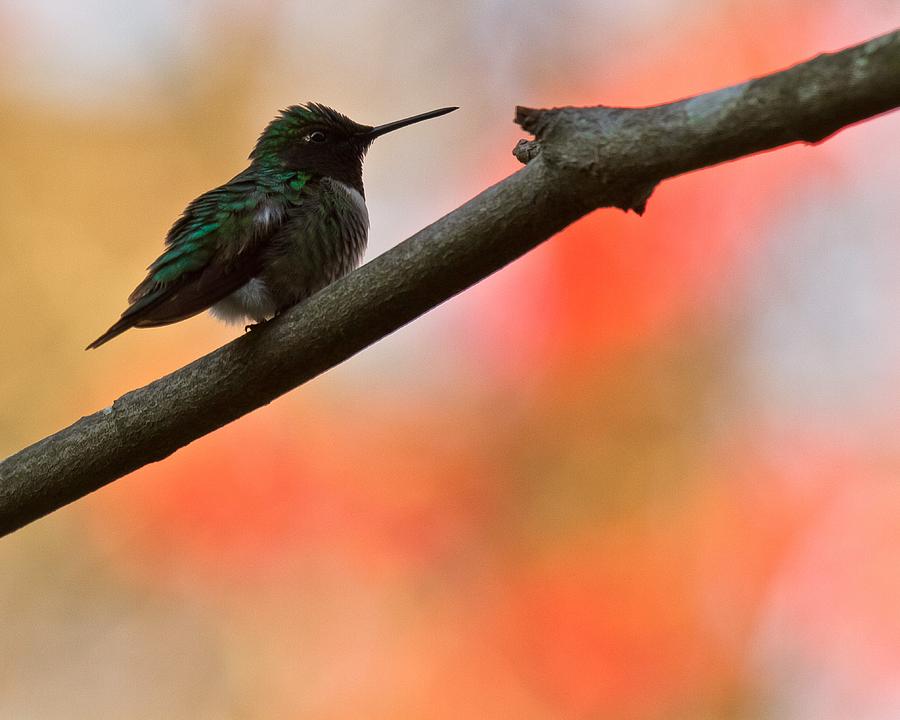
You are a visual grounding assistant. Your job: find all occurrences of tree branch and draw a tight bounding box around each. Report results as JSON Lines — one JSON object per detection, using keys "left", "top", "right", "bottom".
{"left": 2, "top": 30, "right": 898, "bottom": 537}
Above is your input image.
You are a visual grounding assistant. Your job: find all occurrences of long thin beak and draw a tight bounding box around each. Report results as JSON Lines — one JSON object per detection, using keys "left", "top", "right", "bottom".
{"left": 362, "top": 106, "right": 458, "bottom": 140}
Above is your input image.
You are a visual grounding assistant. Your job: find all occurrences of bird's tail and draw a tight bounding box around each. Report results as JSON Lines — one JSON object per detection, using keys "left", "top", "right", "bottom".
{"left": 85, "top": 317, "right": 137, "bottom": 350}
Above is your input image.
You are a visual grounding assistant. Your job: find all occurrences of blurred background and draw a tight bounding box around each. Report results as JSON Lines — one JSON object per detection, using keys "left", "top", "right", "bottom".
{"left": 1, "top": 1, "right": 898, "bottom": 718}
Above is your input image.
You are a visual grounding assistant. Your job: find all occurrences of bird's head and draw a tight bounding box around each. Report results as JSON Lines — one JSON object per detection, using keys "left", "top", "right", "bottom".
{"left": 250, "top": 102, "right": 457, "bottom": 194}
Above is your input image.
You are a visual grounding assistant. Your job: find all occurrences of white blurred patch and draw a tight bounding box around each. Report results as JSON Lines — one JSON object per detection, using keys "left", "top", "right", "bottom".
{"left": 254, "top": 203, "right": 281, "bottom": 230}
{"left": 209, "top": 277, "right": 276, "bottom": 324}
{"left": 735, "top": 115, "right": 900, "bottom": 450}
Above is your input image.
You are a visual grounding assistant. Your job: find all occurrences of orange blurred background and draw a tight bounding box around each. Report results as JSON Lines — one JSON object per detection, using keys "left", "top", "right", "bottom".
{"left": 1, "top": 1, "right": 898, "bottom": 718}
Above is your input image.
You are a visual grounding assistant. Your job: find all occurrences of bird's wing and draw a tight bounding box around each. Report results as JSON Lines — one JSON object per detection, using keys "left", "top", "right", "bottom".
{"left": 87, "top": 169, "right": 311, "bottom": 349}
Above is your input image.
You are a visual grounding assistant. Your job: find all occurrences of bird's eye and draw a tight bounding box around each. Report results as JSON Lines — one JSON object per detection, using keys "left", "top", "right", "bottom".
{"left": 307, "top": 130, "right": 327, "bottom": 143}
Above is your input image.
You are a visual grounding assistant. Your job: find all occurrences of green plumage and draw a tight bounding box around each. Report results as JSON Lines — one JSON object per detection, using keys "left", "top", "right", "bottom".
{"left": 141, "top": 169, "right": 309, "bottom": 290}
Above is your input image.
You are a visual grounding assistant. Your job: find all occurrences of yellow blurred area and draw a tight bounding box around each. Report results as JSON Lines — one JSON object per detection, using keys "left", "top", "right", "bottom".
{"left": 1, "top": 1, "right": 898, "bottom": 718}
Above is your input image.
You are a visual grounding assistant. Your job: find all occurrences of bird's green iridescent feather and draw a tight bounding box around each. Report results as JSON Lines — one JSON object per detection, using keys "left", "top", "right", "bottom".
{"left": 144, "top": 169, "right": 311, "bottom": 287}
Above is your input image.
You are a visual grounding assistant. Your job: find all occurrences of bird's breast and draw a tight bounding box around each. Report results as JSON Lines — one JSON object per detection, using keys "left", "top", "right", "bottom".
{"left": 317, "top": 178, "right": 370, "bottom": 273}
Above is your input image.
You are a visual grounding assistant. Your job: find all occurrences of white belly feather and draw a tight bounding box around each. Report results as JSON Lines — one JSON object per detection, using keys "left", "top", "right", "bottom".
{"left": 209, "top": 277, "right": 277, "bottom": 325}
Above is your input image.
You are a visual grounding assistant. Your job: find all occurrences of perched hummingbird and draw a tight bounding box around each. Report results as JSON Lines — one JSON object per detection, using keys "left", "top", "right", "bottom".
{"left": 87, "top": 103, "right": 457, "bottom": 349}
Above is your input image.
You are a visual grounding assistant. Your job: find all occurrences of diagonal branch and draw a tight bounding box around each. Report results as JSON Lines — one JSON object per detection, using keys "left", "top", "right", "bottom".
{"left": 2, "top": 29, "right": 898, "bottom": 537}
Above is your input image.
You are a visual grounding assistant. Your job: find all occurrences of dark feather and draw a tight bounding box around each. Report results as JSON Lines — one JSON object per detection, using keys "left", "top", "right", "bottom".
{"left": 86, "top": 168, "right": 306, "bottom": 349}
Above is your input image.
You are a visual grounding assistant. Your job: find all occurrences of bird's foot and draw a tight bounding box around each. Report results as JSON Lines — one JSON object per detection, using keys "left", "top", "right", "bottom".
{"left": 244, "top": 312, "right": 282, "bottom": 334}
{"left": 244, "top": 319, "right": 268, "bottom": 333}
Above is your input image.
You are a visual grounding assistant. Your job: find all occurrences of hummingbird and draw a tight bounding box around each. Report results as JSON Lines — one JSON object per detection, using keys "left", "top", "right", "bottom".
{"left": 87, "top": 103, "right": 457, "bottom": 349}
